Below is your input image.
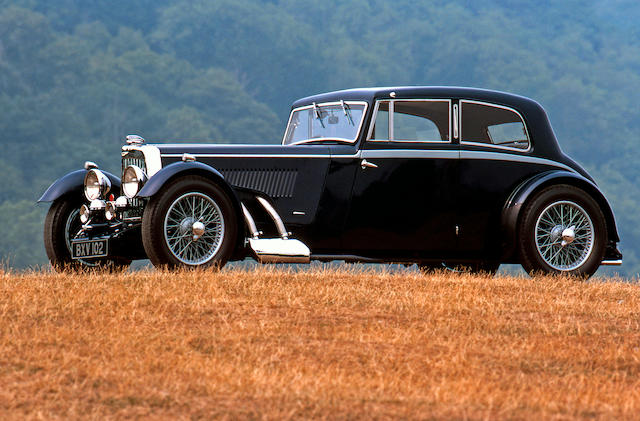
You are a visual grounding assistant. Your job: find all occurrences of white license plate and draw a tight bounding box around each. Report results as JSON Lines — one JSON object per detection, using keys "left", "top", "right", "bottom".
{"left": 71, "top": 239, "right": 108, "bottom": 259}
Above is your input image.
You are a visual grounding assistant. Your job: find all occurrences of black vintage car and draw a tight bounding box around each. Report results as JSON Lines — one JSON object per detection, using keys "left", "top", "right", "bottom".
{"left": 39, "top": 87, "right": 622, "bottom": 277}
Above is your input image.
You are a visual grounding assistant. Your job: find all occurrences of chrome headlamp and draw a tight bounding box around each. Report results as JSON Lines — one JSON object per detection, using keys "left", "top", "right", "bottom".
{"left": 84, "top": 169, "right": 111, "bottom": 201}
{"left": 122, "top": 165, "right": 147, "bottom": 198}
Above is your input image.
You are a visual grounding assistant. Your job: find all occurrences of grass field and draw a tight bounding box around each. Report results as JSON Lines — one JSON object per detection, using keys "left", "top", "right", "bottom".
{"left": 0, "top": 266, "right": 638, "bottom": 420}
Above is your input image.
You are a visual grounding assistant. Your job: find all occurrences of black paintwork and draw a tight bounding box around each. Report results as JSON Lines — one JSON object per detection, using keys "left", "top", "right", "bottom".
{"left": 40, "top": 86, "right": 622, "bottom": 266}
{"left": 38, "top": 169, "right": 121, "bottom": 203}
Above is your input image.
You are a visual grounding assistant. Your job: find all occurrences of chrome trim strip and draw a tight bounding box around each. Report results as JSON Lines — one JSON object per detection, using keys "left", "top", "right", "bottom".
{"left": 367, "top": 99, "right": 452, "bottom": 143}
{"left": 459, "top": 150, "right": 575, "bottom": 172}
{"left": 388, "top": 100, "right": 394, "bottom": 141}
{"left": 282, "top": 101, "right": 369, "bottom": 146}
{"left": 601, "top": 259, "right": 622, "bottom": 266}
{"left": 256, "top": 197, "right": 289, "bottom": 239}
{"left": 453, "top": 103, "right": 459, "bottom": 139}
{"left": 161, "top": 153, "right": 335, "bottom": 159}
{"left": 361, "top": 150, "right": 459, "bottom": 159}
{"left": 459, "top": 100, "right": 532, "bottom": 153}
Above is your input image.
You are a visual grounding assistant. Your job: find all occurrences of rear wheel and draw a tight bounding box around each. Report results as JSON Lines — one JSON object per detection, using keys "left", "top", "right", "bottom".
{"left": 44, "top": 197, "right": 130, "bottom": 272}
{"left": 518, "top": 184, "right": 606, "bottom": 278}
{"left": 141, "top": 176, "right": 237, "bottom": 269}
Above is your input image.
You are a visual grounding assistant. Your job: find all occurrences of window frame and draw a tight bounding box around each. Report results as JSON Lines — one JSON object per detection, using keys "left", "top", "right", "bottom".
{"left": 282, "top": 101, "right": 369, "bottom": 146}
{"left": 459, "top": 100, "right": 532, "bottom": 153}
{"left": 367, "top": 99, "right": 452, "bottom": 143}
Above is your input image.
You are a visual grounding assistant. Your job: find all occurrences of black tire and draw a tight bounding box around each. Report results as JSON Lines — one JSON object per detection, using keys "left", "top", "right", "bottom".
{"left": 141, "top": 176, "right": 237, "bottom": 269}
{"left": 518, "top": 184, "right": 606, "bottom": 278}
{"left": 44, "top": 197, "right": 131, "bottom": 272}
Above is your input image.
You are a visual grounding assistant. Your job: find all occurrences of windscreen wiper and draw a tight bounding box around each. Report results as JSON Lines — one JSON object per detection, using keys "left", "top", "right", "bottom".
{"left": 312, "top": 102, "right": 325, "bottom": 128}
{"left": 341, "top": 100, "right": 354, "bottom": 125}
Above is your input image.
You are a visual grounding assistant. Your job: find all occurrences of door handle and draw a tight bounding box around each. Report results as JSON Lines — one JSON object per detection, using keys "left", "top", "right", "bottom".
{"left": 360, "top": 159, "right": 378, "bottom": 169}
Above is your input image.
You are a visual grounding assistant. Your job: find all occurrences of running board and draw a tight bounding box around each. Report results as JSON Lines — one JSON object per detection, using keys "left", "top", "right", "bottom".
{"left": 248, "top": 238, "right": 310, "bottom": 263}
{"left": 241, "top": 201, "right": 310, "bottom": 264}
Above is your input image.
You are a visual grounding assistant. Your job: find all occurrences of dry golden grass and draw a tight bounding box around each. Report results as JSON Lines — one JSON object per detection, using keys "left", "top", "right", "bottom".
{"left": 0, "top": 265, "right": 638, "bottom": 420}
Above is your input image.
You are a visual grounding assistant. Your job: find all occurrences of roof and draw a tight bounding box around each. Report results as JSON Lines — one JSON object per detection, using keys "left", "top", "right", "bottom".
{"left": 291, "top": 86, "right": 543, "bottom": 114}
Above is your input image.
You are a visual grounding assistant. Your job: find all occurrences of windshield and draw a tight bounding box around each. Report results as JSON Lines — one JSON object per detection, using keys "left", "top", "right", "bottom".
{"left": 283, "top": 101, "right": 367, "bottom": 145}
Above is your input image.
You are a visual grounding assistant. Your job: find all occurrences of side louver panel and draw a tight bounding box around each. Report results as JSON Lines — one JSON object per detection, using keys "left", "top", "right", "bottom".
{"left": 221, "top": 169, "right": 298, "bottom": 198}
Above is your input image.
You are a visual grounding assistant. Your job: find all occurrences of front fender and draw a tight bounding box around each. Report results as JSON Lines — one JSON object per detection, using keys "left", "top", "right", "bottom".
{"left": 501, "top": 170, "right": 620, "bottom": 260}
{"left": 38, "top": 169, "right": 121, "bottom": 203}
{"left": 137, "top": 161, "right": 245, "bottom": 257}
{"left": 137, "top": 161, "right": 227, "bottom": 197}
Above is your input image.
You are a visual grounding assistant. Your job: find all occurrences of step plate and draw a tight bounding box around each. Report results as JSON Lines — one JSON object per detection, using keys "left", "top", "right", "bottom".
{"left": 249, "top": 238, "right": 310, "bottom": 263}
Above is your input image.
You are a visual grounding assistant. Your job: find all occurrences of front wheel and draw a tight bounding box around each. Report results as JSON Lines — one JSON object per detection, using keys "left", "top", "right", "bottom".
{"left": 141, "top": 176, "right": 237, "bottom": 269}
{"left": 44, "top": 197, "right": 130, "bottom": 272}
{"left": 518, "top": 184, "right": 606, "bottom": 278}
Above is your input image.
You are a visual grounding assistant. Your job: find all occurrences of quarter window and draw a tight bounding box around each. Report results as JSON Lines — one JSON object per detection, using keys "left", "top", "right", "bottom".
{"left": 372, "top": 102, "right": 389, "bottom": 140}
{"left": 371, "top": 100, "right": 450, "bottom": 142}
{"left": 460, "top": 101, "right": 529, "bottom": 150}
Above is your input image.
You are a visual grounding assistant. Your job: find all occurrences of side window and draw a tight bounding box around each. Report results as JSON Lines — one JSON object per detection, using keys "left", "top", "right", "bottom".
{"left": 460, "top": 101, "right": 529, "bottom": 150}
{"left": 372, "top": 101, "right": 389, "bottom": 140}
{"left": 394, "top": 101, "right": 449, "bottom": 141}
{"left": 371, "top": 100, "right": 450, "bottom": 142}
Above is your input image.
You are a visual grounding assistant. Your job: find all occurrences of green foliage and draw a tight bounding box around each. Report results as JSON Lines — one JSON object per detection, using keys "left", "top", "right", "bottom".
{"left": 0, "top": 200, "right": 46, "bottom": 268}
{"left": 0, "top": 0, "right": 638, "bottom": 275}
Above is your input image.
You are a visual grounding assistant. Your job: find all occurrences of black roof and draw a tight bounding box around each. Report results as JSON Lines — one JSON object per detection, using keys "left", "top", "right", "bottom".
{"left": 291, "top": 86, "right": 543, "bottom": 112}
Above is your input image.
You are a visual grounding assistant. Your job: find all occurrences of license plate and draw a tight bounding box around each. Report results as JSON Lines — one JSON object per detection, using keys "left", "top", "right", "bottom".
{"left": 71, "top": 239, "right": 108, "bottom": 259}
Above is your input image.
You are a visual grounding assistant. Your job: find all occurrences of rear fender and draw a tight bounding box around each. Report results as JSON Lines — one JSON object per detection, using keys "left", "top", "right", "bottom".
{"left": 38, "top": 169, "right": 121, "bottom": 203}
{"left": 501, "top": 170, "right": 620, "bottom": 260}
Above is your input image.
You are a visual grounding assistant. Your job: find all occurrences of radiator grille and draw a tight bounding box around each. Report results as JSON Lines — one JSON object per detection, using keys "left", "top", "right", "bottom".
{"left": 122, "top": 156, "right": 146, "bottom": 174}
{"left": 121, "top": 151, "right": 146, "bottom": 218}
{"left": 221, "top": 169, "right": 298, "bottom": 198}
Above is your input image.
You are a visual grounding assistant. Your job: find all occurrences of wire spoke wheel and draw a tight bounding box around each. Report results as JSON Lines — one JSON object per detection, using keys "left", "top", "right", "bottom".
{"left": 534, "top": 200, "right": 594, "bottom": 271}
{"left": 163, "top": 192, "right": 225, "bottom": 265}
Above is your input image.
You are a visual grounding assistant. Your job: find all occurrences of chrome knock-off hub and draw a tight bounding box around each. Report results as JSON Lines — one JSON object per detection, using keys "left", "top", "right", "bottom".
{"left": 561, "top": 226, "right": 575, "bottom": 247}
{"left": 192, "top": 221, "right": 205, "bottom": 240}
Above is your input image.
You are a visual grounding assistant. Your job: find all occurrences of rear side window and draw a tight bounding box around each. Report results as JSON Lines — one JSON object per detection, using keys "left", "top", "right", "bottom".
{"left": 371, "top": 100, "right": 450, "bottom": 142}
{"left": 460, "top": 101, "right": 529, "bottom": 150}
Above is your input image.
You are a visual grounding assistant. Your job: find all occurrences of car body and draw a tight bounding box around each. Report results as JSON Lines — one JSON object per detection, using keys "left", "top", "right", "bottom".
{"left": 39, "top": 86, "right": 622, "bottom": 277}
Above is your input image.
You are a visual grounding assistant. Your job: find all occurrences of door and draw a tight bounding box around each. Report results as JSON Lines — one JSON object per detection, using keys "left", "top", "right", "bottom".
{"left": 456, "top": 100, "right": 537, "bottom": 258}
{"left": 340, "top": 99, "right": 460, "bottom": 259}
